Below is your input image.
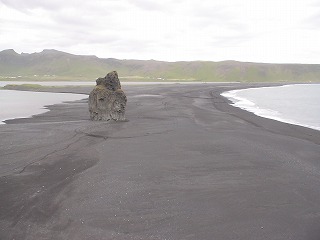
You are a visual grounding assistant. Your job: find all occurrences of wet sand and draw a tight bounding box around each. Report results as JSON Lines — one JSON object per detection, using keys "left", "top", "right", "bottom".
{"left": 1, "top": 83, "right": 320, "bottom": 240}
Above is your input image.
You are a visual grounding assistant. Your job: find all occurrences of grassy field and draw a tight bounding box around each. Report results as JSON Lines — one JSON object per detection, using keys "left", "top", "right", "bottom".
{"left": 1, "top": 49, "right": 320, "bottom": 83}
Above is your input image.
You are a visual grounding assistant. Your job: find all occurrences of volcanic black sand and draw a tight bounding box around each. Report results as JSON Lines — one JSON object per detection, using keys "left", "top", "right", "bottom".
{"left": 1, "top": 83, "right": 320, "bottom": 240}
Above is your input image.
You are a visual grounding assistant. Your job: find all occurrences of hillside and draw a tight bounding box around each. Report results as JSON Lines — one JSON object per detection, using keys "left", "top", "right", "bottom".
{"left": 0, "top": 49, "right": 320, "bottom": 82}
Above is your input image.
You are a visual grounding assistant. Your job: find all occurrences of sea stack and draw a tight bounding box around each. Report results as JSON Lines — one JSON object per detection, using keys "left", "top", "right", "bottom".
{"left": 88, "top": 71, "right": 127, "bottom": 121}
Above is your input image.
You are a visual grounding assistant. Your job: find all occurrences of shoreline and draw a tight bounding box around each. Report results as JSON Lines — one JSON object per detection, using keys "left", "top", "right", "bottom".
{"left": 212, "top": 84, "right": 320, "bottom": 145}
{"left": 4, "top": 82, "right": 320, "bottom": 144}
{"left": 221, "top": 84, "right": 320, "bottom": 132}
{"left": 0, "top": 81, "right": 241, "bottom": 88}
{"left": 1, "top": 83, "right": 320, "bottom": 239}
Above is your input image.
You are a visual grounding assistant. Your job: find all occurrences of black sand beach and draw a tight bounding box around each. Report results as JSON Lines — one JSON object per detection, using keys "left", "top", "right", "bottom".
{"left": 1, "top": 83, "right": 320, "bottom": 240}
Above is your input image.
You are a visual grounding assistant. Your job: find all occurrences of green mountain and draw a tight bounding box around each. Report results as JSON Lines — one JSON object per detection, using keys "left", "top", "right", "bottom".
{"left": 0, "top": 49, "right": 320, "bottom": 82}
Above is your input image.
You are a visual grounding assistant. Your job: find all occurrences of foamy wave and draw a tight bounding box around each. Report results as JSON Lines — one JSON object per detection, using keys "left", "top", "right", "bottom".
{"left": 222, "top": 90, "right": 281, "bottom": 119}
{"left": 221, "top": 86, "right": 320, "bottom": 131}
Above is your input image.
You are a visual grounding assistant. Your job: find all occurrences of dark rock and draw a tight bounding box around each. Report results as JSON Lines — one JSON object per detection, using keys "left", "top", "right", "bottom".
{"left": 89, "top": 71, "right": 127, "bottom": 121}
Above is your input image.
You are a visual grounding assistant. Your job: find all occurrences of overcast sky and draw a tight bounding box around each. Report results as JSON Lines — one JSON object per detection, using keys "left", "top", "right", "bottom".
{"left": 0, "top": 0, "right": 319, "bottom": 63}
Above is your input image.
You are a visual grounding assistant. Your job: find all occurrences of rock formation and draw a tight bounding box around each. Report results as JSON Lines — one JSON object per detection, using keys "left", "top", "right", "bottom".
{"left": 89, "top": 71, "right": 127, "bottom": 121}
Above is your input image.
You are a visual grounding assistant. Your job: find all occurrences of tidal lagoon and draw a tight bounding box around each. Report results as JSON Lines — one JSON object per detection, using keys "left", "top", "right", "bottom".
{"left": 0, "top": 89, "right": 86, "bottom": 123}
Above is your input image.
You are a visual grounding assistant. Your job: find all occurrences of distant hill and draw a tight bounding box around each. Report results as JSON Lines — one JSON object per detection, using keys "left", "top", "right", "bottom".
{"left": 0, "top": 49, "right": 320, "bottom": 82}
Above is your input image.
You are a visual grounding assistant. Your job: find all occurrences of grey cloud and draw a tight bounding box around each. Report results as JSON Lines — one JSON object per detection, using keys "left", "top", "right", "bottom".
{"left": 128, "top": 0, "right": 166, "bottom": 11}
{"left": 83, "top": 1, "right": 132, "bottom": 15}
{"left": 49, "top": 10, "right": 97, "bottom": 28}
{"left": 190, "top": 16, "right": 245, "bottom": 32}
{"left": 0, "top": 0, "right": 131, "bottom": 52}
{"left": 210, "top": 34, "right": 253, "bottom": 48}
{"left": 41, "top": 26, "right": 120, "bottom": 47}
{"left": 109, "top": 38, "right": 156, "bottom": 54}
{"left": 304, "top": 9, "right": 320, "bottom": 29}
{"left": 0, "top": 0, "right": 124, "bottom": 14}
{"left": 0, "top": 0, "right": 121, "bottom": 34}
{"left": 0, "top": 15, "right": 54, "bottom": 34}
{"left": 189, "top": 2, "right": 247, "bottom": 32}
{"left": 58, "top": 2, "right": 128, "bottom": 28}
{"left": 291, "top": 0, "right": 320, "bottom": 30}
{"left": 1, "top": 0, "right": 318, "bottom": 63}
{"left": 0, "top": 0, "right": 74, "bottom": 11}
{"left": 79, "top": 33, "right": 120, "bottom": 45}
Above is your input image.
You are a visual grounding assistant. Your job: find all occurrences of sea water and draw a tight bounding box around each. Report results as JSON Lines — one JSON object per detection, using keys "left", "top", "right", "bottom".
{"left": 222, "top": 84, "right": 320, "bottom": 131}
{"left": 0, "top": 90, "right": 86, "bottom": 124}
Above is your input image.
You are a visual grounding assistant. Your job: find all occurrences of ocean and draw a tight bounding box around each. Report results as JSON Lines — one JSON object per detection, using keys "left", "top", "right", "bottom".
{"left": 0, "top": 90, "right": 86, "bottom": 124}
{"left": 222, "top": 84, "right": 320, "bottom": 131}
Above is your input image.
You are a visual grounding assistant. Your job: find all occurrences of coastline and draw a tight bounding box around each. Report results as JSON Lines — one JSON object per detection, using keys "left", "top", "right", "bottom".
{"left": 1, "top": 83, "right": 320, "bottom": 239}
{"left": 212, "top": 84, "right": 320, "bottom": 145}
{"left": 221, "top": 84, "right": 320, "bottom": 131}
